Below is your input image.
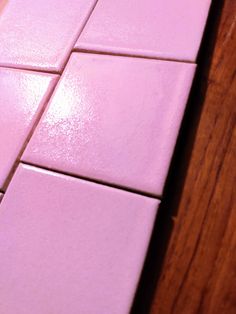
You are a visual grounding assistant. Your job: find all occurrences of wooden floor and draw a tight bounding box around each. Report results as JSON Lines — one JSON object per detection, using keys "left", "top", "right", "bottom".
{"left": 131, "top": 1, "right": 236, "bottom": 313}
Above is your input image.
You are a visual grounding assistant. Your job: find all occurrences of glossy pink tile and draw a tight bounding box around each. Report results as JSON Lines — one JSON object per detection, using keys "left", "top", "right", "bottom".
{"left": 0, "top": 67, "right": 58, "bottom": 190}
{"left": 23, "top": 53, "right": 195, "bottom": 196}
{"left": 0, "top": 0, "right": 97, "bottom": 72}
{"left": 0, "top": 163, "right": 159, "bottom": 314}
{"left": 75, "top": 0, "right": 211, "bottom": 62}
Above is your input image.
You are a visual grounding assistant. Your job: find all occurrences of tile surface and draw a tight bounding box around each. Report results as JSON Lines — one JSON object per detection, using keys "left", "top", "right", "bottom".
{"left": 0, "top": 163, "right": 158, "bottom": 314}
{"left": 0, "top": 0, "right": 97, "bottom": 72}
{"left": 0, "top": 67, "right": 57, "bottom": 190}
{"left": 75, "top": 0, "right": 211, "bottom": 62}
{"left": 23, "top": 53, "right": 195, "bottom": 195}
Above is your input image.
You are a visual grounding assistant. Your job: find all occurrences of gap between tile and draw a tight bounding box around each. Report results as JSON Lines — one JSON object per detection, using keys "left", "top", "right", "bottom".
{"left": 73, "top": 48, "right": 196, "bottom": 64}
{"left": 20, "top": 161, "right": 162, "bottom": 201}
{"left": 59, "top": 0, "right": 100, "bottom": 74}
{"left": 0, "top": 0, "right": 100, "bottom": 76}
{"left": 0, "top": 1, "right": 195, "bottom": 79}
{"left": 0, "top": 64, "right": 60, "bottom": 75}
{"left": 2, "top": 76, "right": 60, "bottom": 192}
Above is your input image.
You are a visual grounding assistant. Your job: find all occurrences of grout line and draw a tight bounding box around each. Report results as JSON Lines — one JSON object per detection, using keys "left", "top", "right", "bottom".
{"left": 0, "top": 64, "right": 60, "bottom": 75}
{"left": 21, "top": 161, "right": 162, "bottom": 201}
{"left": 73, "top": 48, "right": 196, "bottom": 64}
{"left": 1, "top": 0, "right": 187, "bottom": 201}
{"left": 59, "top": 0, "right": 100, "bottom": 74}
{"left": 2, "top": 76, "right": 60, "bottom": 192}
{"left": 78, "top": 0, "right": 100, "bottom": 37}
{"left": 0, "top": 0, "right": 100, "bottom": 195}
{"left": 0, "top": 1, "right": 99, "bottom": 76}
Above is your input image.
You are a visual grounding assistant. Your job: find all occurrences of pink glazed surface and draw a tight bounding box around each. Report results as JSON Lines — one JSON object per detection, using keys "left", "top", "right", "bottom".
{"left": 0, "top": 67, "right": 58, "bottom": 190}
{"left": 23, "top": 53, "right": 195, "bottom": 196}
{"left": 76, "top": 0, "right": 211, "bottom": 62}
{"left": 0, "top": 0, "right": 97, "bottom": 71}
{"left": 0, "top": 164, "right": 158, "bottom": 314}
{"left": 0, "top": 0, "right": 212, "bottom": 313}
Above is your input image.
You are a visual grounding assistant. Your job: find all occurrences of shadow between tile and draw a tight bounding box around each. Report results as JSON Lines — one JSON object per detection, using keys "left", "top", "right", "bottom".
{"left": 2, "top": 75, "right": 59, "bottom": 192}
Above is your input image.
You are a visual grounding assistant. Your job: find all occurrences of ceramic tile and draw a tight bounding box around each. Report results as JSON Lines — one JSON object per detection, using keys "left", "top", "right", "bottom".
{"left": 75, "top": 0, "right": 211, "bottom": 62}
{"left": 0, "top": 67, "right": 58, "bottom": 190}
{"left": 23, "top": 53, "right": 195, "bottom": 196}
{"left": 0, "top": 0, "right": 97, "bottom": 72}
{"left": 0, "top": 163, "right": 159, "bottom": 314}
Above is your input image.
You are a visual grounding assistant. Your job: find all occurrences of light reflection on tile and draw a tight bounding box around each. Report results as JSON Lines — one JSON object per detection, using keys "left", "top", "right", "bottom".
{"left": 23, "top": 53, "right": 195, "bottom": 195}
{"left": 0, "top": 67, "right": 58, "bottom": 190}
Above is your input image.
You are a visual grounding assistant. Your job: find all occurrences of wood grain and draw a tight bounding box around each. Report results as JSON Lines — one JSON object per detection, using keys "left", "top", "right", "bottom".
{"left": 131, "top": 1, "right": 236, "bottom": 313}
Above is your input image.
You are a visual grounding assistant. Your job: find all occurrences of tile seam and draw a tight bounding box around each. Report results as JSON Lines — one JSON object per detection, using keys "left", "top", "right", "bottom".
{"left": 0, "top": 64, "right": 60, "bottom": 75}
{"left": 2, "top": 76, "right": 60, "bottom": 192}
{"left": 73, "top": 48, "right": 196, "bottom": 64}
{"left": 58, "top": 0, "right": 101, "bottom": 74}
{"left": 0, "top": 52, "right": 196, "bottom": 76}
{"left": 20, "top": 161, "right": 162, "bottom": 201}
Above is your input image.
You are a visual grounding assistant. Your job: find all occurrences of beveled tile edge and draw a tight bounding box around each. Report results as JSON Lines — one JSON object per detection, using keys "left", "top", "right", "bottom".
{"left": 74, "top": 0, "right": 212, "bottom": 63}
{"left": 20, "top": 160, "right": 162, "bottom": 201}
{"left": 0, "top": 0, "right": 100, "bottom": 73}
{"left": 72, "top": 47, "right": 196, "bottom": 64}
{"left": 1, "top": 72, "right": 59, "bottom": 192}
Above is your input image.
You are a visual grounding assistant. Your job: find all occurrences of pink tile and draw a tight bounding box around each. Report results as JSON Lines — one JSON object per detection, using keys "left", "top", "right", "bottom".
{"left": 0, "top": 67, "right": 58, "bottom": 190}
{"left": 0, "top": 0, "right": 97, "bottom": 72}
{"left": 75, "top": 0, "right": 211, "bottom": 62}
{"left": 23, "top": 53, "right": 195, "bottom": 196}
{"left": 0, "top": 163, "right": 159, "bottom": 314}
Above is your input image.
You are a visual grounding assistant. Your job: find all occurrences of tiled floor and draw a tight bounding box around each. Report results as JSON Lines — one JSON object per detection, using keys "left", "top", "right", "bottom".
{"left": 22, "top": 53, "right": 195, "bottom": 196}
{"left": 0, "top": 0, "right": 98, "bottom": 72}
{"left": 0, "top": 163, "right": 159, "bottom": 314}
{"left": 0, "top": 67, "right": 58, "bottom": 191}
{"left": 0, "top": 1, "right": 211, "bottom": 313}
{"left": 75, "top": 0, "right": 211, "bottom": 62}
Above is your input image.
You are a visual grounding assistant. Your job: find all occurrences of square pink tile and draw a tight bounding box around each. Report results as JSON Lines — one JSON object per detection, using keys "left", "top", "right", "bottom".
{"left": 0, "top": 67, "right": 58, "bottom": 191}
{"left": 75, "top": 0, "right": 211, "bottom": 62}
{"left": 0, "top": 0, "right": 97, "bottom": 72}
{"left": 0, "top": 163, "right": 159, "bottom": 314}
{"left": 23, "top": 53, "right": 195, "bottom": 196}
